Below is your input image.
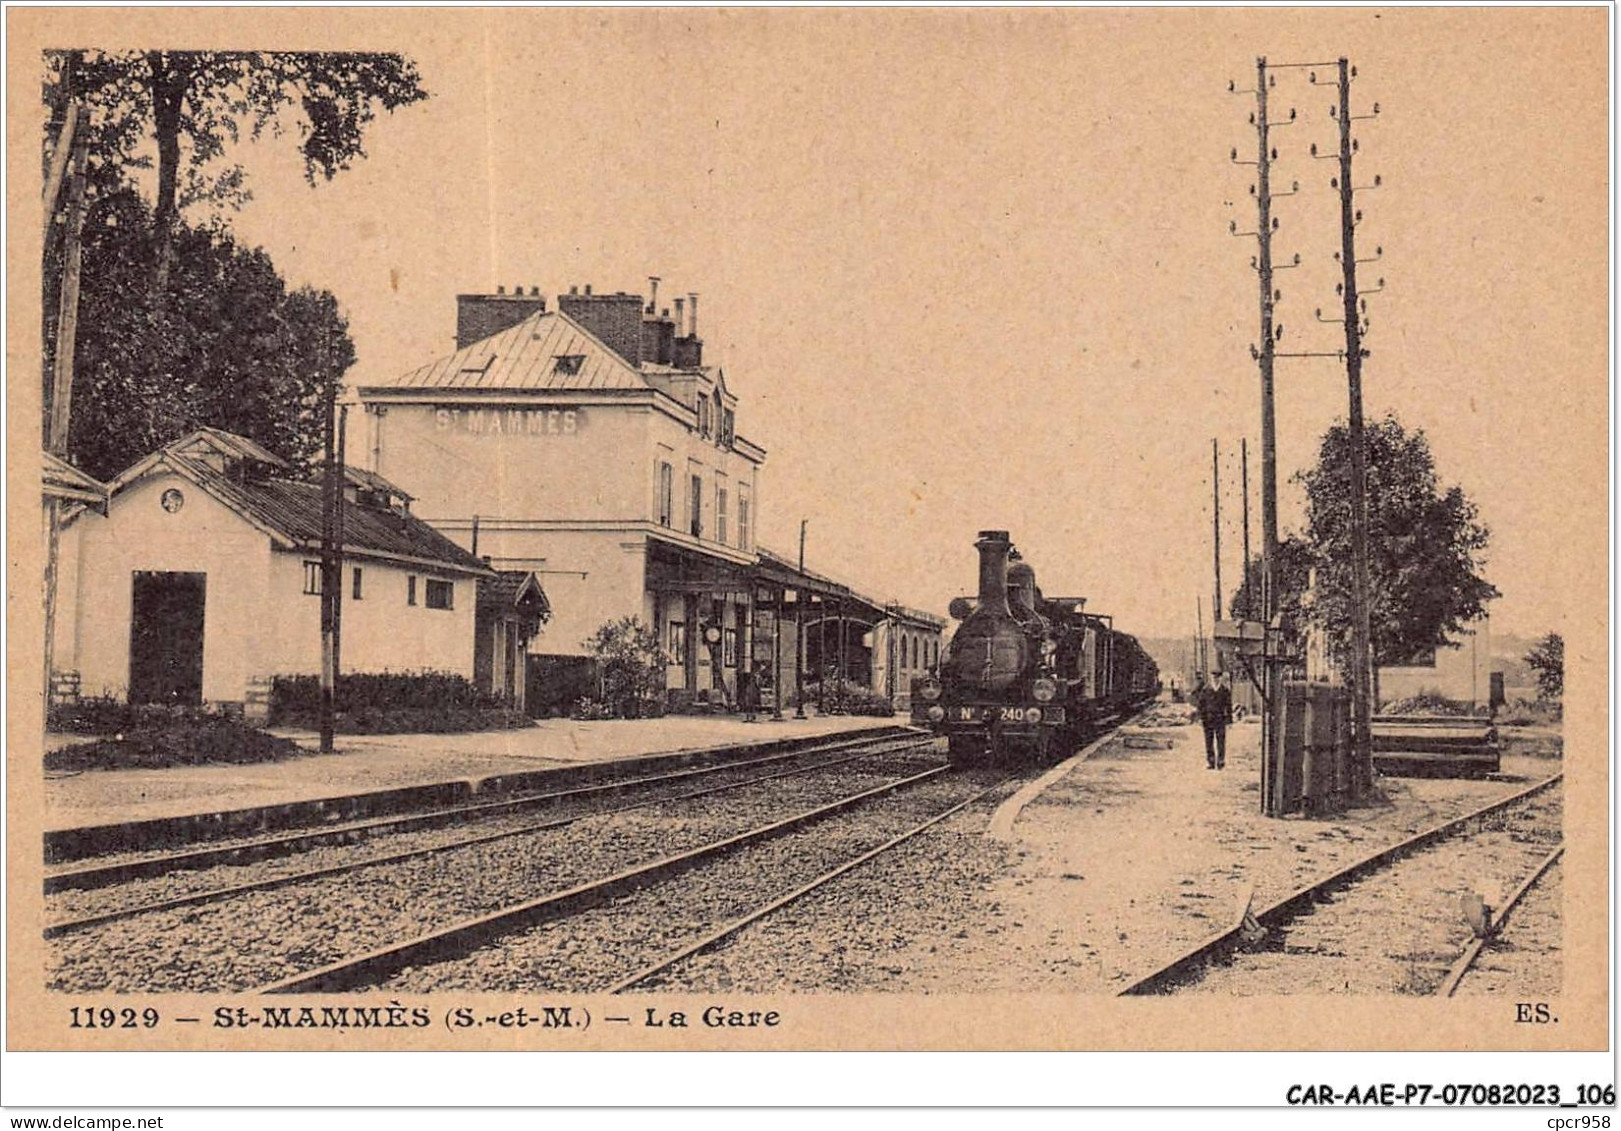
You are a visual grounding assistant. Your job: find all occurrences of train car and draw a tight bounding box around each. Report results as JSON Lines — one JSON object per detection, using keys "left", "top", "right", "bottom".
{"left": 911, "top": 530, "right": 1158, "bottom": 767}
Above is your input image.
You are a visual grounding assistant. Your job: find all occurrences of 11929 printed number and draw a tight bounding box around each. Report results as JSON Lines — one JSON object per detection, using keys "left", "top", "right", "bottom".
{"left": 69, "top": 1006, "right": 159, "bottom": 1029}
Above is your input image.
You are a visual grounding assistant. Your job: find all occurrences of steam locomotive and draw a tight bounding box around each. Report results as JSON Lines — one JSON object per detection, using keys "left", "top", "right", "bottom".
{"left": 911, "top": 530, "right": 1159, "bottom": 767}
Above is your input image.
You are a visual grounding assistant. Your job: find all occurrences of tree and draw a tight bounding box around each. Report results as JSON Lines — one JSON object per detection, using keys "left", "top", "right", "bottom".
{"left": 582, "top": 616, "right": 666, "bottom": 718}
{"left": 1296, "top": 413, "right": 1499, "bottom": 673}
{"left": 49, "top": 184, "right": 354, "bottom": 479}
{"left": 1524, "top": 633, "right": 1563, "bottom": 703}
{"left": 45, "top": 50, "right": 427, "bottom": 294}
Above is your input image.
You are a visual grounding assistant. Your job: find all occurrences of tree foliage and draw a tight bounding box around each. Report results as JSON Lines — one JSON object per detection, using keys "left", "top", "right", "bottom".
{"left": 46, "top": 184, "right": 354, "bottom": 479}
{"left": 582, "top": 616, "right": 666, "bottom": 718}
{"left": 46, "top": 49, "right": 427, "bottom": 290}
{"left": 1524, "top": 632, "right": 1563, "bottom": 703}
{"left": 1296, "top": 414, "right": 1499, "bottom": 669}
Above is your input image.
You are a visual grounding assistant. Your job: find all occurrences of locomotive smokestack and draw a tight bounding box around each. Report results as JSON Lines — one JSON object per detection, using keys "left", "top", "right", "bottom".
{"left": 974, "top": 530, "right": 1013, "bottom": 617}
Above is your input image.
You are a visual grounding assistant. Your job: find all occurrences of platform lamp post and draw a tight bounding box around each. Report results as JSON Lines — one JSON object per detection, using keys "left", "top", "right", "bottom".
{"left": 794, "top": 519, "right": 808, "bottom": 718}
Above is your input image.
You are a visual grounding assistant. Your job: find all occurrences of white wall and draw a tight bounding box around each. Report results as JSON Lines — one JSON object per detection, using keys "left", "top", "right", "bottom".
{"left": 260, "top": 553, "right": 477, "bottom": 679}
{"left": 373, "top": 402, "right": 653, "bottom": 525}
{"left": 1377, "top": 618, "right": 1493, "bottom": 707}
{"left": 57, "top": 473, "right": 272, "bottom": 703}
{"left": 55, "top": 471, "right": 478, "bottom": 703}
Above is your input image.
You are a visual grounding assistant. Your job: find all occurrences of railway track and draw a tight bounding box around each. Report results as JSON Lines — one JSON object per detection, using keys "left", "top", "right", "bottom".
{"left": 1119, "top": 772, "right": 1564, "bottom": 996}
{"left": 46, "top": 729, "right": 925, "bottom": 893}
{"left": 1435, "top": 842, "right": 1563, "bottom": 997}
{"left": 44, "top": 732, "right": 939, "bottom": 940}
{"left": 374, "top": 713, "right": 1129, "bottom": 995}
{"left": 47, "top": 739, "right": 953, "bottom": 993}
{"left": 262, "top": 759, "right": 982, "bottom": 993}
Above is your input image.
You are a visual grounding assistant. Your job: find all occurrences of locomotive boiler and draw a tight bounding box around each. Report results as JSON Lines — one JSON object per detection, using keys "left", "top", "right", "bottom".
{"left": 911, "top": 530, "right": 1159, "bottom": 767}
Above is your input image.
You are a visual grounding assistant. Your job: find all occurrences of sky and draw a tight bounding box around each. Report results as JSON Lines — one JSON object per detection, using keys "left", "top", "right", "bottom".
{"left": 34, "top": 8, "right": 1610, "bottom": 641}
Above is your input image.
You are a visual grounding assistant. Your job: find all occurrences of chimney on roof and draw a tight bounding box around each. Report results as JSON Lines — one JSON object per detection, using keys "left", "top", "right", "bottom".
{"left": 674, "top": 297, "right": 685, "bottom": 329}
{"left": 569, "top": 285, "right": 578, "bottom": 295}
{"left": 646, "top": 276, "right": 661, "bottom": 315}
{"left": 557, "top": 287, "right": 644, "bottom": 366}
{"left": 584, "top": 283, "right": 593, "bottom": 296}
{"left": 687, "top": 293, "right": 699, "bottom": 338}
{"left": 456, "top": 287, "right": 548, "bottom": 350}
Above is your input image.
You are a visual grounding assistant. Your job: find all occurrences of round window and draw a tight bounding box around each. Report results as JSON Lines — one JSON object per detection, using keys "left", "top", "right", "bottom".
{"left": 160, "top": 488, "right": 185, "bottom": 513}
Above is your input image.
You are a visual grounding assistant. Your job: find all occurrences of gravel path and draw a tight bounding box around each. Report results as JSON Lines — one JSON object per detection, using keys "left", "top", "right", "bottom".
{"left": 1187, "top": 787, "right": 1562, "bottom": 995}
{"left": 639, "top": 721, "right": 1563, "bottom": 995}
{"left": 46, "top": 745, "right": 943, "bottom": 993}
{"left": 379, "top": 770, "right": 1008, "bottom": 993}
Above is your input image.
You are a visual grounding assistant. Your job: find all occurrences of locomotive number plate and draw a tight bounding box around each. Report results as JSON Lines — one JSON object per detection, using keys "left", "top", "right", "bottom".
{"left": 955, "top": 706, "right": 1027, "bottom": 722}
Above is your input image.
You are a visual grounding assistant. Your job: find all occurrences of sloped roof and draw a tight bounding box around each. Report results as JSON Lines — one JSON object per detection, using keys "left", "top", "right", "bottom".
{"left": 107, "top": 429, "right": 490, "bottom": 577}
{"left": 42, "top": 451, "right": 108, "bottom": 508}
{"left": 384, "top": 309, "right": 652, "bottom": 392}
{"left": 478, "top": 570, "right": 551, "bottom": 619}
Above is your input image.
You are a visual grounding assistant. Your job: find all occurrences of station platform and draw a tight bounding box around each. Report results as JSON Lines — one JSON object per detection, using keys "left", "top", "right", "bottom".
{"left": 41, "top": 713, "right": 902, "bottom": 843}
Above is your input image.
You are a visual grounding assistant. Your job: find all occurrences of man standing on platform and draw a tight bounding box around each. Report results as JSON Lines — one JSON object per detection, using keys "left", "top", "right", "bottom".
{"left": 1198, "top": 670, "right": 1233, "bottom": 769}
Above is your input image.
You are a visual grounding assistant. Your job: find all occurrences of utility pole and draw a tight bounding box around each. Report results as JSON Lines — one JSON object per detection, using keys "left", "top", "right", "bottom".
{"left": 319, "top": 356, "right": 339, "bottom": 753}
{"left": 1211, "top": 437, "right": 1223, "bottom": 624}
{"left": 795, "top": 518, "right": 808, "bottom": 718}
{"left": 1241, "top": 437, "right": 1252, "bottom": 618}
{"left": 43, "top": 98, "right": 90, "bottom": 709}
{"left": 1196, "top": 595, "right": 1207, "bottom": 679}
{"left": 1333, "top": 56, "right": 1378, "bottom": 797}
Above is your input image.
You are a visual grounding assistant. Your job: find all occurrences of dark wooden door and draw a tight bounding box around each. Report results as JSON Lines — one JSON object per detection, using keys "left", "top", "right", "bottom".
{"left": 129, "top": 571, "right": 206, "bottom": 705}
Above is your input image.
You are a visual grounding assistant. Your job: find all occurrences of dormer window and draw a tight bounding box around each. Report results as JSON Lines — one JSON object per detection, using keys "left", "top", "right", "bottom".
{"left": 712, "top": 391, "right": 725, "bottom": 446}
{"left": 553, "top": 354, "right": 585, "bottom": 376}
{"left": 697, "top": 395, "right": 712, "bottom": 438}
{"left": 721, "top": 408, "right": 735, "bottom": 449}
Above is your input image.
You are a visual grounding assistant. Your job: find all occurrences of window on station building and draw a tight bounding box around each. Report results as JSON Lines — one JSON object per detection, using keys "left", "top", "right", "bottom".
{"left": 723, "top": 627, "right": 738, "bottom": 668}
{"left": 721, "top": 408, "right": 735, "bottom": 449}
{"left": 690, "top": 474, "right": 703, "bottom": 538}
{"left": 656, "top": 462, "right": 674, "bottom": 527}
{"left": 697, "top": 396, "right": 711, "bottom": 438}
{"left": 425, "top": 579, "right": 454, "bottom": 610}
{"left": 738, "top": 496, "right": 751, "bottom": 550}
{"left": 669, "top": 620, "right": 687, "bottom": 660}
{"left": 712, "top": 392, "right": 724, "bottom": 446}
{"left": 716, "top": 487, "right": 729, "bottom": 544}
{"left": 303, "top": 561, "right": 322, "bottom": 596}
{"left": 352, "top": 567, "right": 364, "bottom": 600}
{"left": 553, "top": 354, "right": 585, "bottom": 376}
{"left": 407, "top": 575, "right": 417, "bottom": 606}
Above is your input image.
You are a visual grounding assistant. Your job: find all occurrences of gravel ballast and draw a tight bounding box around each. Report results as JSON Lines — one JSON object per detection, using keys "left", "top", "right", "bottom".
{"left": 46, "top": 744, "right": 944, "bottom": 992}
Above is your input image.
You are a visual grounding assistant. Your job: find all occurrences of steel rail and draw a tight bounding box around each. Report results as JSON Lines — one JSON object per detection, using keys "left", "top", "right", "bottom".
{"left": 259, "top": 764, "right": 952, "bottom": 993}
{"left": 44, "top": 736, "right": 938, "bottom": 939}
{"left": 1436, "top": 842, "right": 1564, "bottom": 998}
{"left": 1118, "top": 771, "right": 1564, "bottom": 995}
{"left": 45, "top": 729, "right": 924, "bottom": 893}
{"left": 606, "top": 781, "right": 1006, "bottom": 993}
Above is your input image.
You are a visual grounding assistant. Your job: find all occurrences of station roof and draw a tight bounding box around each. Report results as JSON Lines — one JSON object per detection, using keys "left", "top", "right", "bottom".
{"left": 100, "top": 429, "right": 492, "bottom": 578}
{"left": 382, "top": 309, "right": 651, "bottom": 392}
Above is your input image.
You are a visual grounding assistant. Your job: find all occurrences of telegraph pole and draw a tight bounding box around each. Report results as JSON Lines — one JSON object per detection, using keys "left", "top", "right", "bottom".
{"left": 1211, "top": 438, "right": 1223, "bottom": 624}
{"left": 1334, "top": 56, "right": 1377, "bottom": 796}
{"left": 1241, "top": 437, "right": 1252, "bottom": 618}
{"left": 319, "top": 350, "right": 339, "bottom": 753}
{"left": 795, "top": 518, "right": 808, "bottom": 718}
{"left": 43, "top": 97, "right": 90, "bottom": 709}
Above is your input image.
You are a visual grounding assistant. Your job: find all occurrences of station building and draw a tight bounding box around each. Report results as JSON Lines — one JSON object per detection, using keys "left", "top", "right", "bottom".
{"left": 50, "top": 428, "right": 506, "bottom": 711}
{"left": 358, "top": 282, "right": 943, "bottom": 713}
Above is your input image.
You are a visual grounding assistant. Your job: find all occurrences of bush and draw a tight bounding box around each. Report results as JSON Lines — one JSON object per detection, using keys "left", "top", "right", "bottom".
{"left": 581, "top": 616, "right": 665, "bottom": 718}
{"left": 269, "top": 671, "right": 528, "bottom": 734}
{"left": 1497, "top": 697, "right": 1562, "bottom": 727}
{"left": 45, "top": 714, "right": 306, "bottom": 773}
{"left": 803, "top": 679, "right": 896, "bottom": 717}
